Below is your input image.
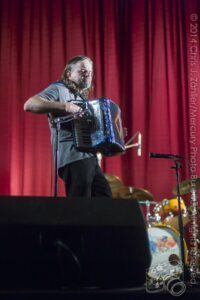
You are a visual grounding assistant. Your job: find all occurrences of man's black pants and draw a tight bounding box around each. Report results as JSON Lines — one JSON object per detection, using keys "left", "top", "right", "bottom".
{"left": 60, "top": 157, "right": 112, "bottom": 197}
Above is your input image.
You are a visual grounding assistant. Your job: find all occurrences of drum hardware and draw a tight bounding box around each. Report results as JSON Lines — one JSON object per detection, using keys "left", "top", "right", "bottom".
{"left": 150, "top": 202, "right": 164, "bottom": 225}
{"left": 146, "top": 273, "right": 186, "bottom": 296}
{"left": 139, "top": 200, "right": 157, "bottom": 227}
{"left": 139, "top": 200, "right": 157, "bottom": 205}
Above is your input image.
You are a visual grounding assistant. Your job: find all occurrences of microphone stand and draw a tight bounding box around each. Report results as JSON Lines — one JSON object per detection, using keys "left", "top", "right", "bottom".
{"left": 149, "top": 153, "right": 186, "bottom": 282}
{"left": 171, "top": 158, "right": 186, "bottom": 281}
{"left": 52, "top": 113, "right": 79, "bottom": 197}
{"left": 54, "top": 123, "right": 59, "bottom": 197}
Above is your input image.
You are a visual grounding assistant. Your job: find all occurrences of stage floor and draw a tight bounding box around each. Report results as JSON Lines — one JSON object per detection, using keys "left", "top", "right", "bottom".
{"left": 0, "top": 284, "right": 200, "bottom": 300}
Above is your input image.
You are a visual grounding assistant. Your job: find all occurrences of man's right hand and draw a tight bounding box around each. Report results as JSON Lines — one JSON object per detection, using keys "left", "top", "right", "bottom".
{"left": 65, "top": 102, "right": 82, "bottom": 113}
{"left": 65, "top": 102, "right": 85, "bottom": 118}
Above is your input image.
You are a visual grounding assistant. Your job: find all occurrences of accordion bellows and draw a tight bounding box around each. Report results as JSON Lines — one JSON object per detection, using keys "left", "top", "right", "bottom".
{"left": 73, "top": 98, "right": 125, "bottom": 156}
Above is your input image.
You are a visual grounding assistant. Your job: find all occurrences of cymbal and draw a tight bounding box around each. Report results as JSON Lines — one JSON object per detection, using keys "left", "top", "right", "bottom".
{"left": 112, "top": 186, "right": 154, "bottom": 201}
{"left": 105, "top": 174, "right": 124, "bottom": 189}
{"left": 172, "top": 178, "right": 200, "bottom": 195}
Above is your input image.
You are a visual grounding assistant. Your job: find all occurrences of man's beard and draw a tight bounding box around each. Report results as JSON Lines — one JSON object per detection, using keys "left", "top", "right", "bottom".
{"left": 78, "top": 78, "right": 91, "bottom": 90}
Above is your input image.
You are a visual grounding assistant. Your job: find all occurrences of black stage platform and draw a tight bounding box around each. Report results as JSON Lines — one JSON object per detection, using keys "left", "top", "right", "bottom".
{"left": 0, "top": 196, "right": 199, "bottom": 299}
{"left": 0, "top": 285, "right": 200, "bottom": 300}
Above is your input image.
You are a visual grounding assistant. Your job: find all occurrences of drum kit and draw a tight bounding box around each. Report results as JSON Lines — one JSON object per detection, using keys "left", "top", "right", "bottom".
{"left": 105, "top": 173, "right": 192, "bottom": 229}
{"left": 105, "top": 173, "right": 200, "bottom": 282}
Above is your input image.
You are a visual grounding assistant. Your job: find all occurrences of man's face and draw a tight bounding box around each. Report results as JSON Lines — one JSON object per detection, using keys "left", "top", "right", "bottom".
{"left": 68, "top": 59, "right": 93, "bottom": 90}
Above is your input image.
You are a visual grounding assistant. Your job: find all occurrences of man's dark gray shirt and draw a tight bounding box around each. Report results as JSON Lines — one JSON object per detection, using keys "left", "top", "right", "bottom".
{"left": 38, "top": 81, "right": 94, "bottom": 170}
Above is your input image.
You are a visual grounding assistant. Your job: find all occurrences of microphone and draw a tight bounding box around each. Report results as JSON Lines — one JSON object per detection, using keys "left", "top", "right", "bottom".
{"left": 149, "top": 153, "right": 184, "bottom": 160}
{"left": 137, "top": 133, "right": 142, "bottom": 156}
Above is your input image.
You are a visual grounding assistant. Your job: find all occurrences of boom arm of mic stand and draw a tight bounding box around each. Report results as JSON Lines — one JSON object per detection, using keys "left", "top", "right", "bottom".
{"left": 125, "top": 132, "right": 139, "bottom": 146}
{"left": 125, "top": 132, "right": 142, "bottom": 156}
{"left": 54, "top": 126, "right": 59, "bottom": 198}
{"left": 125, "top": 143, "right": 139, "bottom": 149}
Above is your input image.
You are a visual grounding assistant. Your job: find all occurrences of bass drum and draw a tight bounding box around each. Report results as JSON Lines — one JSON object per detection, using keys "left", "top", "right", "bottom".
{"left": 147, "top": 225, "right": 187, "bottom": 280}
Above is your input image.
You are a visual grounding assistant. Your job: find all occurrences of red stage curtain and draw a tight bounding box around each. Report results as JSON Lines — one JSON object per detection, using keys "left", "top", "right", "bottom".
{"left": 0, "top": 0, "right": 200, "bottom": 204}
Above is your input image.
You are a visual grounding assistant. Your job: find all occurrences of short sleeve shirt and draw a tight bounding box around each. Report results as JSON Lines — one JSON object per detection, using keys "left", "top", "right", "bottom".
{"left": 37, "top": 81, "right": 94, "bottom": 169}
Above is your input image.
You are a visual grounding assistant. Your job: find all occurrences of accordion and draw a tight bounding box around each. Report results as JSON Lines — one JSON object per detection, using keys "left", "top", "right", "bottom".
{"left": 73, "top": 98, "right": 125, "bottom": 156}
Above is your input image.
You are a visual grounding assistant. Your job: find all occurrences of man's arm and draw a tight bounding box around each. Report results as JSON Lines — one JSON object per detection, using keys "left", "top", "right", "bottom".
{"left": 24, "top": 95, "right": 82, "bottom": 114}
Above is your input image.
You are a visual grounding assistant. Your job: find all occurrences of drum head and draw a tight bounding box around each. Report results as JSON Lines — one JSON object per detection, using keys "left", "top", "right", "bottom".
{"left": 147, "top": 225, "right": 187, "bottom": 280}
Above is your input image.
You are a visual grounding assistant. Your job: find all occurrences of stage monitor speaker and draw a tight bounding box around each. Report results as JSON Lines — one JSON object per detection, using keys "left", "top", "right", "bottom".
{"left": 0, "top": 196, "right": 151, "bottom": 289}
